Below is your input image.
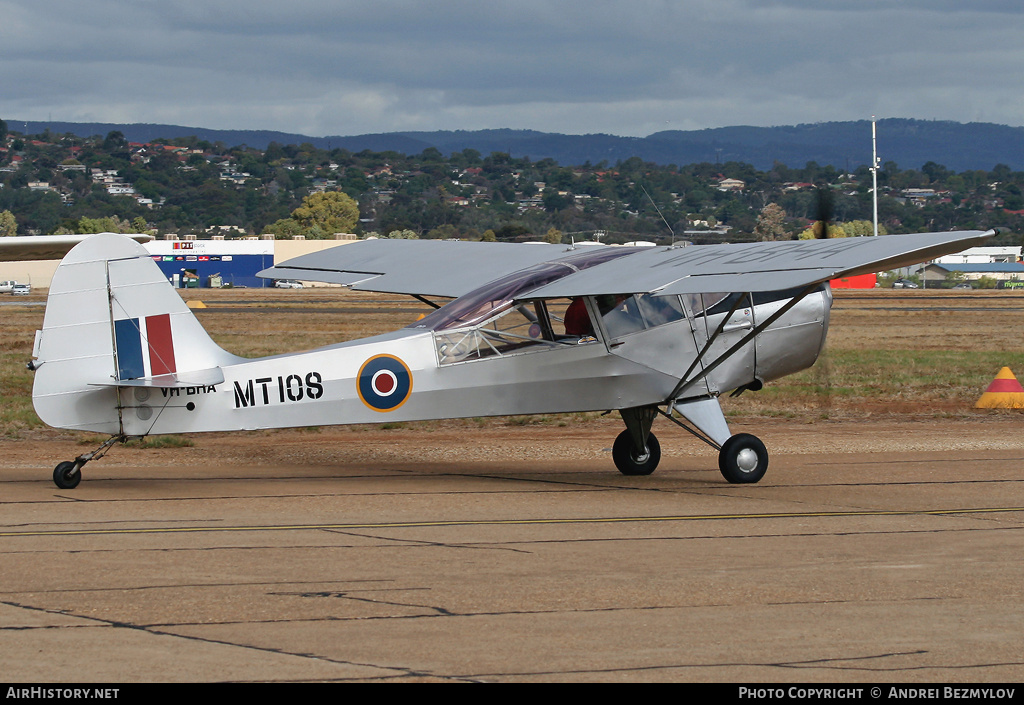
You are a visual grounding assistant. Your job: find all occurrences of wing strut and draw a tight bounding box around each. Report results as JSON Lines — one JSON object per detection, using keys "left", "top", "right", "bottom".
{"left": 668, "top": 282, "right": 822, "bottom": 402}
{"left": 676, "top": 291, "right": 753, "bottom": 394}
{"left": 412, "top": 294, "right": 443, "bottom": 310}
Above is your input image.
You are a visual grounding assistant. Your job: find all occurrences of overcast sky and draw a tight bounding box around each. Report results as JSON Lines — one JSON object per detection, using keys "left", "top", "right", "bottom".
{"left": 3, "top": 0, "right": 1023, "bottom": 138}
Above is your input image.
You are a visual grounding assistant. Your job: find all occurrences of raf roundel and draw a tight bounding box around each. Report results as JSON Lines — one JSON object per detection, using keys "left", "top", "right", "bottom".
{"left": 357, "top": 354, "right": 413, "bottom": 412}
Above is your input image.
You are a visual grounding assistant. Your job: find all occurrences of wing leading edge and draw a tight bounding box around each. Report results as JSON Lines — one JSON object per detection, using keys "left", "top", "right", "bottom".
{"left": 261, "top": 229, "right": 994, "bottom": 300}
{"left": 525, "top": 230, "right": 996, "bottom": 298}
{"left": 259, "top": 239, "right": 593, "bottom": 298}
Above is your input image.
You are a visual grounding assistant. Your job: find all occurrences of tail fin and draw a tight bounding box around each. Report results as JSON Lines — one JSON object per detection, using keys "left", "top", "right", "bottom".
{"left": 32, "top": 234, "right": 241, "bottom": 433}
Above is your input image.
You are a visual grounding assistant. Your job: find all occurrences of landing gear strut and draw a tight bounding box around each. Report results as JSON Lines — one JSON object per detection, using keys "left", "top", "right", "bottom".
{"left": 614, "top": 406, "right": 661, "bottom": 476}
{"left": 612, "top": 430, "right": 661, "bottom": 475}
{"left": 612, "top": 400, "right": 770, "bottom": 483}
{"left": 51, "top": 435, "right": 126, "bottom": 490}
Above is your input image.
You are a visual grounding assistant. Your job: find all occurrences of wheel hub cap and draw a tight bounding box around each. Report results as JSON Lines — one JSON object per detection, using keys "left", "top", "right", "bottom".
{"left": 736, "top": 448, "right": 759, "bottom": 473}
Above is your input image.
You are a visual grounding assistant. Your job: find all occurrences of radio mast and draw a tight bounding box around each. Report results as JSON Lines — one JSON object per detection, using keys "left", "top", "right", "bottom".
{"left": 870, "top": 117, "right": 880, "bottom": 237}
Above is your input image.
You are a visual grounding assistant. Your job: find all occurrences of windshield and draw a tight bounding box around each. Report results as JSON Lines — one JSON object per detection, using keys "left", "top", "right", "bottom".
{"left": 412, "top": 262, "right": 572, "bottom": 331}
{"left": 409, "top": 246, "right": 638, "bottom": 332}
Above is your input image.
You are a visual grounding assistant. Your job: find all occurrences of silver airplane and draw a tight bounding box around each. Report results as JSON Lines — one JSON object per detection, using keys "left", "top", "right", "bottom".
{"left": 16, "top": 229, "right": 994, "bottom": 489}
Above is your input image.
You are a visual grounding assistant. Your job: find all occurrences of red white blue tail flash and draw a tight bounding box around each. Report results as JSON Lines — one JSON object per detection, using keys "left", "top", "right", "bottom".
{"left": 114, "top": 313, "right": 177, "bottom": 380}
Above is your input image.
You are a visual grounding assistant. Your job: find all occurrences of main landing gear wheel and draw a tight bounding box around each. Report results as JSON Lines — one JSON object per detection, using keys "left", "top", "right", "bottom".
{"left": 718, "top": 433, "right": 768, "bottom": 484}
{"left": 53, "top": 461, "right": 82, "bottom": 490}
{"left": 612, "top": 430, "right": 661, "bottom": 476}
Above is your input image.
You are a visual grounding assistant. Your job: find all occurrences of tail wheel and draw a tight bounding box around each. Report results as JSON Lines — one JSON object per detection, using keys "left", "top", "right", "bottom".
{"left": 53, "top": 461, "right": 82, "bottom": 490}
{"left": 612, "top": 430, "right": 661, "bottom": 476}
{"left": 719, "top": 433, "right": 768, "bottom": 484}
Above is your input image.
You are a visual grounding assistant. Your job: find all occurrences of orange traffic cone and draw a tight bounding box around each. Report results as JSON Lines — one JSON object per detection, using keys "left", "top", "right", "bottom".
{"left": 975, "top": 367, "right": 1024, "bottom": 409}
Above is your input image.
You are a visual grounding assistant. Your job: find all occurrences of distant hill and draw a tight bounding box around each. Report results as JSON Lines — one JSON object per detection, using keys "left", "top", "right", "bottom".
{"left": 12, "top": 118, "right": 1024, "bottom": 172}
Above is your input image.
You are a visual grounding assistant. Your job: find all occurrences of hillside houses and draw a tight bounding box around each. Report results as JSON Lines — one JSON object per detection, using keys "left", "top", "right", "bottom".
{"left": 2, "top": 123, "right": 1023, "bottom": 245}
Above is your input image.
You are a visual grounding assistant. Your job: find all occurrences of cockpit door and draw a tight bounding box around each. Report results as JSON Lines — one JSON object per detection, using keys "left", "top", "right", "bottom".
{"left": 689, "top": 292, "right": 756, "bottom": 395}
{"left": 594, "top": 293, "right": 704, "bottom": 384}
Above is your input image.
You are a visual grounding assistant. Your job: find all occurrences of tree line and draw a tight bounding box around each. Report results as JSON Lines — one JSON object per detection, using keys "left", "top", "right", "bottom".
{"left": 1, "top": 121, "right": 1021, "bottom": 246}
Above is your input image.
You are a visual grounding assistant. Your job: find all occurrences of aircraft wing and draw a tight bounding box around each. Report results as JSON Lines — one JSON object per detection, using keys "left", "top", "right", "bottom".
{"left": 524, "top": 230, "right": 997, "bottom": 298}
{"left": 260, "top": 239, "right": 584, "bottom": 298}
{"left": 262, "top": 230, "right": 995, "bottom": 300}
{"left": 0, "top": 233, "right": 153, "bottom": 262}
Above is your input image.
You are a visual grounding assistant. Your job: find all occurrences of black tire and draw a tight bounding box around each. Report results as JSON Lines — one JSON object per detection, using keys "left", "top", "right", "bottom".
{"left": 612, "top": 430, "right": 661, "bottom": 476}
{"left": 53, "top": 461, "right": 82, "bottom": 490}
{"left": 719, "top": 433, "right": 768, "bottom": 484}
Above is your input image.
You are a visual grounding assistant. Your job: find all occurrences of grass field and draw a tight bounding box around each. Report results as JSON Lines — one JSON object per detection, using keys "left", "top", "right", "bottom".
{"left": 2, "top": 287, "right": 1023, "bottom": 438}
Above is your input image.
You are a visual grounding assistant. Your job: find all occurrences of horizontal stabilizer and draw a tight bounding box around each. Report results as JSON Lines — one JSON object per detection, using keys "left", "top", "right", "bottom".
{"left": 89, "top": 367, "right": 225, "bottom": 389}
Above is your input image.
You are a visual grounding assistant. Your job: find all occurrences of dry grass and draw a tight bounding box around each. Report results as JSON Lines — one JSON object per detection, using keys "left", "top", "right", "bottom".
{"left": 725, "top": 289, "right": 1024, "bottom": 419}
{"left": 184, "top": 289, "right": 432, "bottom": 355}
{"left": 0, "top": 302, "right": 46, "bottom": 437}
{"left": 2, "top": 287, "right": 1023, "bottom": 438}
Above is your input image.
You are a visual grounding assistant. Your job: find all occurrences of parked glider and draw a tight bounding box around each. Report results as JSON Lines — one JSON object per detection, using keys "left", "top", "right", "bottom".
{"left": 17, "top": 229, "right": 994, "bottom": 489}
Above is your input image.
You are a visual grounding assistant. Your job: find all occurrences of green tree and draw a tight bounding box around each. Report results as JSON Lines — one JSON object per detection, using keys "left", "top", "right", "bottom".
{"left": 263, "top": 218, "right": 303, "bottom": 239}
{"left": 843, "top": 220, "right": 888, "bottom": 236}
{"left": 753, "top": 203, "right": 787, "bottom": 241}
{"left": 0, "top": 209, "right": 16, "bottom": 237}
{"left": 426, "top": 223, "right": 457, "bottom": 240}
{"left": 102, "top": 131, "right": 129, "bottom": 153}
{"left": 71, "top": 215, "right": 133, "bottom": 234}
{"left": 542, "top": 190, "right": 572, "bottom": 213}
{"left": 494, "top": 224, "right": 532, "bottom": 241}
{"left": 386, "top": 229, "right": 418, "bottom": 239}
{"left": 544, "top": 227, "right": 563, "bottom": 244}
{"left": 291, "top": 191, "right": 360, "bottom": 238}
{"left": 798, "top": 222, "right": 847, "bottom": 239}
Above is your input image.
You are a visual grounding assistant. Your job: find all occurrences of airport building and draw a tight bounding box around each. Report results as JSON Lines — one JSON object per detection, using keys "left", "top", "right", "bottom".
{"left": 922, "top": 261, "right": 1024, "bottom": 286}
{"left": 923, "top": 245, "right": 1024, "bottom": 286}
{"left": 934, "top": 245, "right": 1022, "bottom": 264}
{"left": 147, "top": 239, "right": 275, "bottom": 289}
{"left": 0, "top": 236, "right": 354, "bottom": 290}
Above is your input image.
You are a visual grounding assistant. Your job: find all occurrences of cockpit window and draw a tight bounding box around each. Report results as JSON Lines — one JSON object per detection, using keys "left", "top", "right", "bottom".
{"left": 416, "top": 247, "right": 641, "bottom": 365}
{"left": 597, "top": 292, "right": 687, "bottom": 339}
{"left": 413, "top": 262, "right": 571, "bottom": 332}
{"left": 685, "top": 284, "right": 829, "bottom": 319}
{"left": 408, "top": 246, "right": 637, "bottom": 333}
{"left": 433, "top": 300, "right": 553, "bottom": 364}
{"left": 597, "top": 294, "right": 645, "bottom": 338}
{"left": 699, "top": 292, "right": 746, "bottom": 318}
{"left": 681, "top": 292, "right": 732, "bottom": 317}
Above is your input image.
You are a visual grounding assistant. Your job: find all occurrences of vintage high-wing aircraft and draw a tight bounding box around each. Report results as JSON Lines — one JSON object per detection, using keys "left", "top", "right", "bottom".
{"left": 20, "top": 228, "right": 994, "bottom": 489}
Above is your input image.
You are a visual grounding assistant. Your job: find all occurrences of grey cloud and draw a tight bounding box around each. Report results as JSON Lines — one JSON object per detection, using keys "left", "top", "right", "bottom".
{"left": 2, "top": 1, "right": 1023, "bottom": 137}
